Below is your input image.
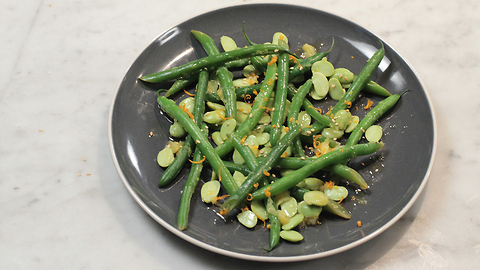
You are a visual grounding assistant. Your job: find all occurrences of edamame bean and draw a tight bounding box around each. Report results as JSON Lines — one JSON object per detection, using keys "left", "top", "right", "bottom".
{"left": 251, "top": 199, "right": 269, "bottom": 221}
{"left": 312, "top": 72, "right": 329, "bottom": 99}
{"left": 220, "top": 118, "right": 237, "bottom": 140}
{"left": 297, "top": 201, "right": 322, "bottom": 218}
{"left": 365, "top": 125, "right": 383, "bottom": 142}
{"left": 312, "top": 59, "right": 334, "bottom": 77}
{"left": 170, "top": 120, "right": 186, "bottom": 138}
{"left": 332, "top": 68, "right": 355, "bottom": 84}
{"left": 280, "top": 197, "right": 298, "bottom": 217}
{"left": 345, "top": 115, "right": 360, "bottom": 133}
{"left": 323, "top": 185, "right": 349, "bottom": 201}
{"left": 204, "top": 110, "right": 225, "bottom": 124}
{"left": 233, "top": 171, "right": 246, "bottom": 187}
{"left": 157, "top": 147, "right": 174, "bottom": 167}
{"left": 280, "top": 230, "right": 303, "bottom": 242}
{"left": 237, "top": 209, "right": 258, "bottom": 228}
{"left": 282, "top": 214, "right": 304, "bottom": 230}
{"left": 304, "top": 190, "right": 329, "bottom": 207}
{"left": 201, "top": 180, "right": 221, "bottom": 203}
{"left": 302, "top": 43, "right": 317, "bottom": 58}
{"left": 220, "top": 35, "right": 237, "bottom": 52}
{"left": 328, "top": 77, "right": 345, "bottom": 100}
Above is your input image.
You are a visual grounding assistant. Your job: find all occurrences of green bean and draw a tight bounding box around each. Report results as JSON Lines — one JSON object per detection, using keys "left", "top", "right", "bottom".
{"left": 158, "top": 71, "right": 209, "bottom": 187}
{"left": 271, "top": 157, "right": 368, "bottom": 189}
{"left": 214, "top": 63, "right": 278, "bottom": 158}
{"left": 158, "top": 136, "right": 193, "bottom": 187}
{"left": 230, "top": 133, "right": 259, "bottom": 172}
{"left": 176, "top": 70, "right": 210, "bottom": 230}
{"left": 251, "top": 142, "right": 384, "bottom": 200}
{"left": 157, "top": 96, "right": 238, "bottom": 195}
{"left": 140, "top": 43, "right": 290, "bottom": 83}
{"left": 345, "top": 93, "right": 401, "bottom": 147}
{"left": 359, "top": 77, "right": 392, "bottom": 97}
{"left": 266, "top": 197, "right": 280, "bottom": 251}
{"left": 223, "top": 58, "right": 251, "bottom": 69}
{"left": 235, "top": 83, "right": 262, "bottom": 98}
{"left": 222, "top": 161, "right": 252, "bottom": 176}
{"left": 269, "top": 53, "right": 290, "bottom": 146}
{"left": 288, "top": 39, "right": 334, "bottom": 81}
{"left": 177, "top": 146, "right": 203, "bottom": 230}
{"left": 191, "top": 30, "right": 237, "bottom": 119}
{"left": 288, "top": 80, "right": 313, "bottom": 157}
{"left": 165, "top": 75, "right": 197, "bottom": 98}
{"left": 220, "top": 125, "right": 302, "bottom": 215}
{"left": 287, "top": 84, "right": 332, "bottom": 128}
{"left": 330, "top": 43, "right": 385, "bottom": 115}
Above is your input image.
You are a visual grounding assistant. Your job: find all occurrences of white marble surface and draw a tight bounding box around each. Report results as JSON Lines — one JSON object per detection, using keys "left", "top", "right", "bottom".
{"left": 1, "top": 0, "right": 479, "bottom": 269}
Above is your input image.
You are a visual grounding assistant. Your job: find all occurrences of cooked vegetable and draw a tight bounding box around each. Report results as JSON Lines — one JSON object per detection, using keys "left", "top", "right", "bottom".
{"left": 143, "top": 29, "right": 402, "bottom": 251}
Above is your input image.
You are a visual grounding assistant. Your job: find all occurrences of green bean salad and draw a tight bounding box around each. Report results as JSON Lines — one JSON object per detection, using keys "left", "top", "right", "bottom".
{"left": 143, "top": 29, "right": 401, "bottom": 251}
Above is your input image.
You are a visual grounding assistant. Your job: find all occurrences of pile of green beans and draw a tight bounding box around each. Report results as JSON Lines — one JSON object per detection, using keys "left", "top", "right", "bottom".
{"left": 144, "top": 29, "right": 403, "bottom": 251}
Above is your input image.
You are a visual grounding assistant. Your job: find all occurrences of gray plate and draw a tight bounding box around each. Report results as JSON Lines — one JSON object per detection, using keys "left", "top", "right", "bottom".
{"left": 108, "top": 4, "right": 436, "bottom": 262}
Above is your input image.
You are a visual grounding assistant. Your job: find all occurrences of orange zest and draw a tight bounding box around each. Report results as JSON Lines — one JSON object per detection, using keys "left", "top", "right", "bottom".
{"left": 313, "top": 134, "right": 322, "bottom": 149}
{"left": 357, "top": 221, "right": 362, "bottom": 227}
{"left": 253, "top": 183, "right": 259, "bottom": 188}
{"left": 189, "top": 155, "right": 206, "bottom": 164}
{"left": 212, "top": 194, "right": 230, "bottom": 205}
{"left": 240, "top": 135, "right": 247, "bottom": 144}
{"left": 179, "top": 104, "right": 194, "bottom": 120}
{"left": 216, "top": 109, "right": 233, "bottom": 121}
{"left": 244, "top": 94, "right": 252, "bottom": 104}
{"left": 288, "top": 54, "right": 297, "bottom": 63}
{"left": 183, "top": 89, "right": 195, "bottom": 97}
{"left": 325, "top": 181, "right": 335, "bottom": 189}
{"left": 246, "top": 193, "right": 253, "bottom": 201}
{"left": 256, "top": 215, "right": 266, "bottom": 228}
{"left": 364, "top": 99, "right": 374, "bottom": 110}
{"left": 344, "top": 100, "right": 352, "bottom": 108}
{"left": 268, "top": 56, "right": 278, "bottom": 65}
{"left": 263, "top": 170, "right": 270, "bottom": 176}
{"left": 316, "top": 107, "right": 322, "bottom": 114}
{"left": 264, "top": 186, "right": 272, "bottom": 197}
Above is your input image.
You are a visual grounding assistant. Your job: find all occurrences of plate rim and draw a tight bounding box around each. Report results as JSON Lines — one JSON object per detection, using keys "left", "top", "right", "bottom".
{"left": 108, "top": 3, "right": 437, "bottom": 262}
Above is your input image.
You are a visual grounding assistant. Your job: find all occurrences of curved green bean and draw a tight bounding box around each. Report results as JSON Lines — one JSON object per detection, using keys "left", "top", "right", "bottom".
{"left": 288, "top": 39, "right": 334, "bottom": 81}
{"left": 251, "top": 142, "right": 384, "bottom": 200}
{"left": 191, "top": 30, "right": 237, "bottom": 119}
{"left": 330, "top": 43, "right": 385, "bottom": 115}
{"left": 140, "top": 43, "right": 290, "bottom": 83}
{"left": 345, "top": 93, "right": 401, "bottom": 147}
{"left": 165, "top": 75, "right": 198, "bottom": 98}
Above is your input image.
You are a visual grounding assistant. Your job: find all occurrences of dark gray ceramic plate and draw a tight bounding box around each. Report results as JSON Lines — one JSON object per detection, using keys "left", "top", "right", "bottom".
{"left": 109, "top": 4, "right": 436, "bottom": 262}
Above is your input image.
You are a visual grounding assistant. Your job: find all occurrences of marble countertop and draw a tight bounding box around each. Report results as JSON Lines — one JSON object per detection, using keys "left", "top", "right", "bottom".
{"left": 2, "top": 0, "right": 479, "bottom": 269}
